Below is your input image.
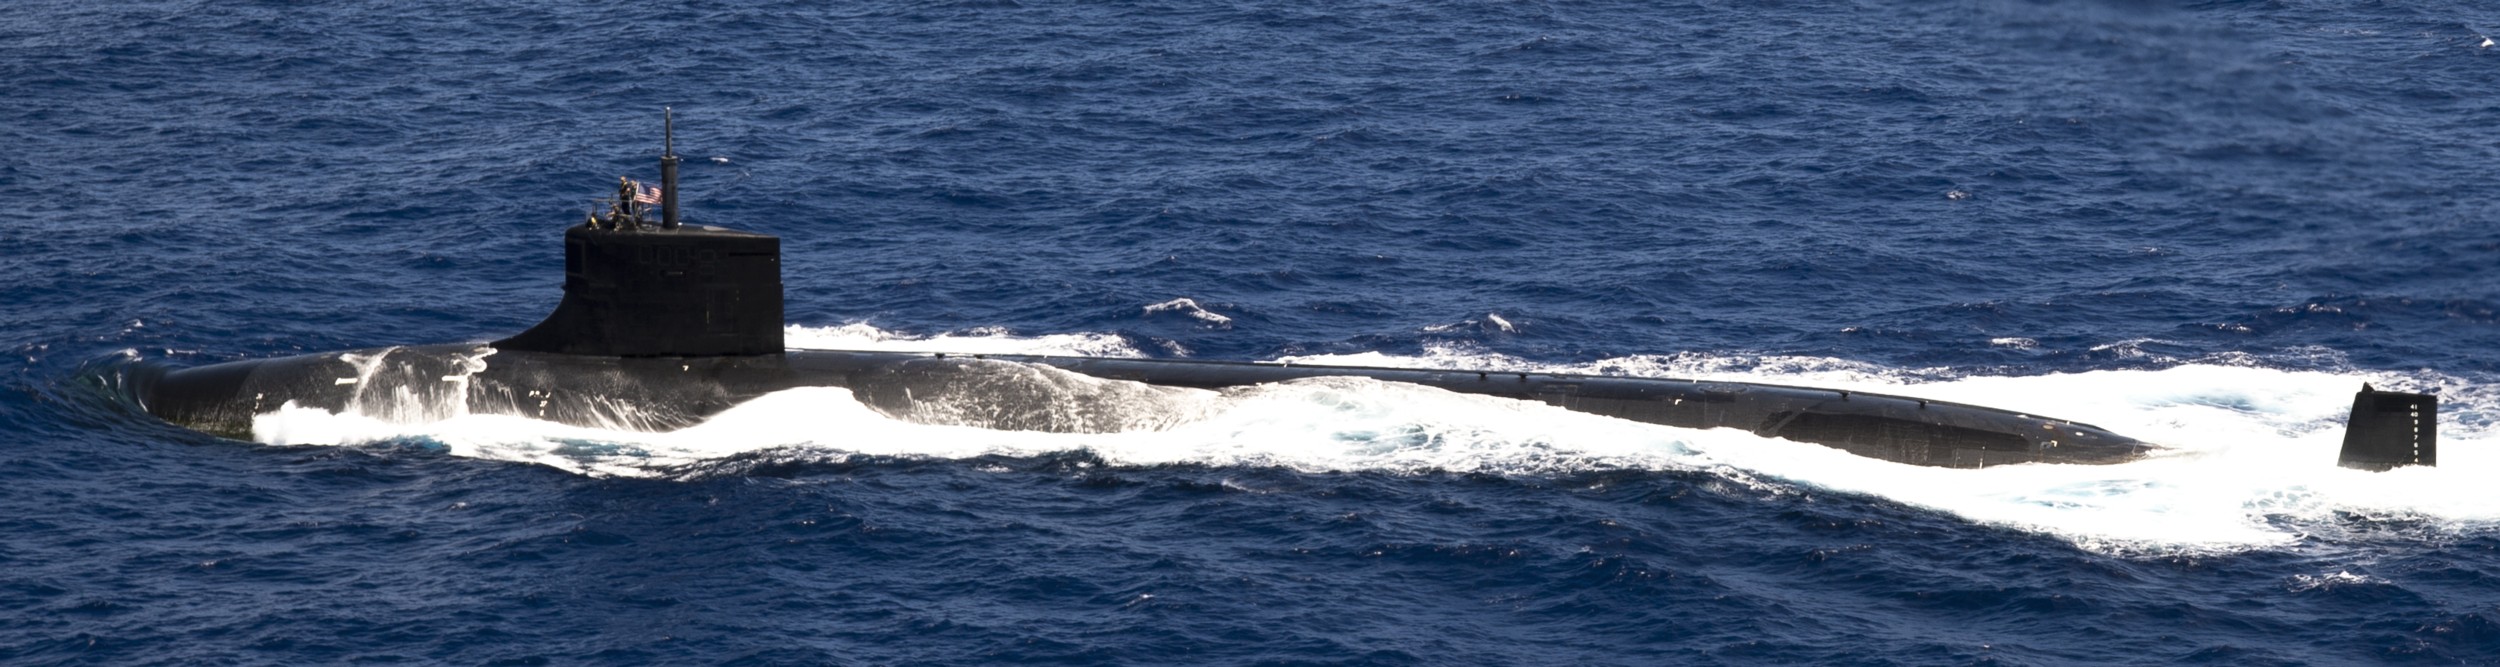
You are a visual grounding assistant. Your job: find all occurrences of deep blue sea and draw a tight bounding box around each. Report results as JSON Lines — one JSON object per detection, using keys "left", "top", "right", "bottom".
{"left": 9, "top": 0, "right": 2500, "bottom": 664}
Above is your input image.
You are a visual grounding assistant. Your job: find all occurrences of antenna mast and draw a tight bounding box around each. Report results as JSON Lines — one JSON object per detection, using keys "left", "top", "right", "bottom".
{"left": 660, "top": 107, "right": 681, "bottom": 229}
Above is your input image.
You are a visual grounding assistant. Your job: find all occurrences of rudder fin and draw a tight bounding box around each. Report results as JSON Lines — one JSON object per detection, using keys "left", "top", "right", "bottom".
{"left": 2338, "top": 383, "right": 2436, "bottom": 471}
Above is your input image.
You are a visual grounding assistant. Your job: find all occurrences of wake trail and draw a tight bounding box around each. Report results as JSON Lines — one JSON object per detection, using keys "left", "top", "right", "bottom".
{"left": 244, "top": 324, "right": 2500, "bottom": 553}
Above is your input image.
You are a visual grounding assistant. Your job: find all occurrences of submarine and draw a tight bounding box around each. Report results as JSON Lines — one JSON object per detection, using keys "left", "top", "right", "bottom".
{"left": 126, "top": 114, "right": 2440, "bottom": 471}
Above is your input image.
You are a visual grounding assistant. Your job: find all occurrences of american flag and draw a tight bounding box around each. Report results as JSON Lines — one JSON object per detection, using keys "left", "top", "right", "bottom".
{"left": 633, "top": 182, "right": 663, "bottom": 205}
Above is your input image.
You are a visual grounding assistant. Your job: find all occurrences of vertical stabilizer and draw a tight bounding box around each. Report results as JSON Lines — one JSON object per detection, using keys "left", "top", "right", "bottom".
{"left": 2338, "top": 384, "right": 2437, "bottom": 471}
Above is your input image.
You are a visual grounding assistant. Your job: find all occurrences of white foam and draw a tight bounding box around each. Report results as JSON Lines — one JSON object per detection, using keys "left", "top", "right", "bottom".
{"left": 1422, "top": 313, "right": 1518, "bottom": 334}
{"left": 783, "top": 322, "right": 1145, "bottom": 357}
{"left": 1143, "top": 298, "right": 1234, "bottom": 327}
{"left": 243, "top": 327, "right": 2500, "bottom": 554}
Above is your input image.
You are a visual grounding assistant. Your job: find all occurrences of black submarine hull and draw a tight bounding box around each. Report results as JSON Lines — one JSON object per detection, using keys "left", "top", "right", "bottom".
{"left": 132, "top": 344, "right": 2152, "bottom": 468}
{"left": 123, "top": 115, "right": 2448, "bottom": 471}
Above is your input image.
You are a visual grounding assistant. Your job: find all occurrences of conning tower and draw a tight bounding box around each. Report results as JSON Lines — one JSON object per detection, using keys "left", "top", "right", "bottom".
{"left": 494, "top": 109, "right": 784, "bottom": 357}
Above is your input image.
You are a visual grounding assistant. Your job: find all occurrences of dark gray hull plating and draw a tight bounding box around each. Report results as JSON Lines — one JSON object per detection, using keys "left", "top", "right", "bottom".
{"left": 132, "top": 345, "right": 2151, "bottom": 468}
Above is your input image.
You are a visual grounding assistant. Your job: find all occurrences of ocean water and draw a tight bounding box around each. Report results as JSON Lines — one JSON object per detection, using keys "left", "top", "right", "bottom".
{"left": 8, "top": 0, "right": 2500, "bottom": 664}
